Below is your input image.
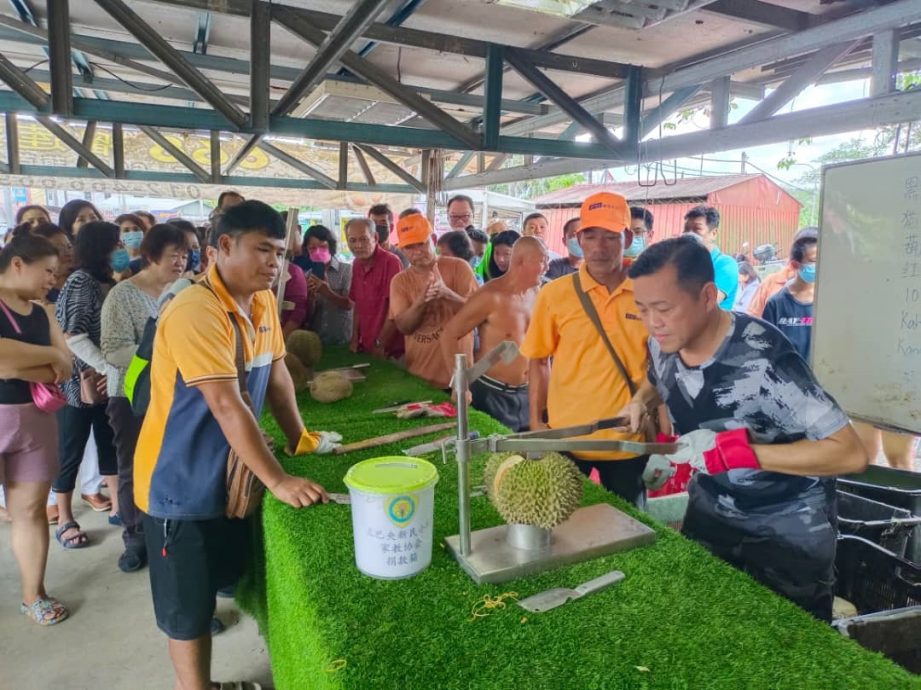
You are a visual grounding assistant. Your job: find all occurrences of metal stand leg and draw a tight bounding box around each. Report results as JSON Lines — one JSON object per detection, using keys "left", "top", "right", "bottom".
{"left": 454, "top": 354, "right": 471, "bottom": 556}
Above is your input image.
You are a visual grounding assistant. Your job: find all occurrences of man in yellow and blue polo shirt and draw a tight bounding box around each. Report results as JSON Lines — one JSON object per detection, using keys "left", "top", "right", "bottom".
{"left": 135, "top": 200, "right": 340, "bottom": 690}
{"left": 521, "top": 191, "right": 651, "bottom": 506}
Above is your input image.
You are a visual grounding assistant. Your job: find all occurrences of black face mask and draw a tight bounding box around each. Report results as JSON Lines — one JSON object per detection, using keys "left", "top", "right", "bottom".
{"left": 375, "top": 224, "right": 390, "bottom": 245}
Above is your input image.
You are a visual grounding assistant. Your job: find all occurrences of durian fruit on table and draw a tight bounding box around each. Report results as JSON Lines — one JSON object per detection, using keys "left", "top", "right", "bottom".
{"left": 484, "top": 452, "right": 584, "bottom": 529}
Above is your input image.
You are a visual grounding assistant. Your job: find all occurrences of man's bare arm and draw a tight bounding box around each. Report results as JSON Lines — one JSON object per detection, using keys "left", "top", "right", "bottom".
{"left": 755, "top": 425, "right": 868, "bottom": 477}
{"left": 442, "top": 289, "right": 491, "bottom": 364}
{"left": 393, "top": 292, "right": 428, "bottom": 335}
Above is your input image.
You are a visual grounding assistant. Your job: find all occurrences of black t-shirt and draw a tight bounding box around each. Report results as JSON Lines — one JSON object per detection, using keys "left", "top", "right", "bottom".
{"left": 648, "top": 313, "right": 848, "bottom": 508}
{"left": 545, "top": 257, "right": 578, "bottom": 281}
{"left": 761, "top": 286, "right": 814, "bottom": 361}
{"left": 0, "top": 301, "right": 52, "bottom": 404}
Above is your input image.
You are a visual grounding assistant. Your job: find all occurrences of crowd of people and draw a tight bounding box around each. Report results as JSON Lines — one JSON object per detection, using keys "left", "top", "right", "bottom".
{"left": 0, "top": 185, "right": 913, "bottom": 689}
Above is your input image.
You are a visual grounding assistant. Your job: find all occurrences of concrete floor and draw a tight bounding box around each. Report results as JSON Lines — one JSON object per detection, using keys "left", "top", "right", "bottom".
{"left": 0, "top": 502, "right": 273, "bottom": 690}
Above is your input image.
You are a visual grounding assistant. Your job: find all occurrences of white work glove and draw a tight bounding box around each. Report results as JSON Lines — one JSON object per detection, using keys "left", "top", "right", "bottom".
{"left": 314, "top": 431, "right": 343, "bottom": 455}
{"left": 642, "top": 428, "right": 760, "bottom": 490}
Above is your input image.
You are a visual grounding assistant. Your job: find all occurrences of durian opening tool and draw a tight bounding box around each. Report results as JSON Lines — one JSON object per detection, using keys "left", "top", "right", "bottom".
{"left": 518, "top": 570, "right": 625, "bottom": 613}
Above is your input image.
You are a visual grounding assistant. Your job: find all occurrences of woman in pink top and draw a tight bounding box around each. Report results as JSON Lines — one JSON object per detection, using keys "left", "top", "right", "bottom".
{"left": 281, "top": 262, "right": 310, "bottom": 338}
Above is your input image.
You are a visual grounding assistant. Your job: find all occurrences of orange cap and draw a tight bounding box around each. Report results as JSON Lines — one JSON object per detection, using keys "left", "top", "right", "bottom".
{"left": 579, "top": 192, "right": 630, "bottom": 234}
{"left": 396, "top": 213, "right": 433, "bottom": 248}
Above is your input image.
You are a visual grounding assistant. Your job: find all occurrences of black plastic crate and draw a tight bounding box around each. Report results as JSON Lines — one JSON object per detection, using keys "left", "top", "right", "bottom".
{"left": 836, "top": 535, "right": 921, "bottom": 614}
{"left": 839, "top": 466, "right": 921, "bottom": 562}
{"left": 834, "top": 607, "right": 921, "bottom": 674}
{"left": 837, "top": 491, "right": 921, "bottom": 559}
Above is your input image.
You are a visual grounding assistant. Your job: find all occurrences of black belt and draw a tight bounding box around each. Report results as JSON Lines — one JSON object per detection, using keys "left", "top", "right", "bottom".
{"left": 475, "top": 374, "right": 529, "bottom": 393}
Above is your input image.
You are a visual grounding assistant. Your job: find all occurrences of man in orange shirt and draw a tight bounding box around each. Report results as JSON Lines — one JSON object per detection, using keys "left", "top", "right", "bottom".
{"left": 747, "top": 226, "right": 817, "bottom": 318}
{"left": 521, "top": 192, "right": 650, "bottom": 506}
{"left": 389, "top": 214, "right": 478, "bottom": 389}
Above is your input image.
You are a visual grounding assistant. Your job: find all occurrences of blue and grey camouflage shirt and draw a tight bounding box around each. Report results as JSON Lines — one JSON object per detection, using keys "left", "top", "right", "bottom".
{"left": 648, "top": 313, "right": 849, "bottom": 508}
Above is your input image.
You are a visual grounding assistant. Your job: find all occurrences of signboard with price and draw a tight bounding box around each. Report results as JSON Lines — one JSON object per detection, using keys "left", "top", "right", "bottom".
{"left": 813, "top": 152, "right": 921, "bottom": 433}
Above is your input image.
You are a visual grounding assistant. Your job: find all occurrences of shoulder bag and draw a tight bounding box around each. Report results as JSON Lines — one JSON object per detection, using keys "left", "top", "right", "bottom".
{"left": 0, "top": 299, "right": 67, "bottom": 413}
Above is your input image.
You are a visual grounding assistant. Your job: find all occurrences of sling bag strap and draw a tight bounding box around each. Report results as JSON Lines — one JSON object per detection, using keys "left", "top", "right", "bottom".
{"left": 572, "top": 272, "right": 637, "bottom": 396}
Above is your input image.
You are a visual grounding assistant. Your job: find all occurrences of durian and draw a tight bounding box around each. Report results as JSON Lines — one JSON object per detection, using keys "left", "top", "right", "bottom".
{"left": 485, "top": 452, "right": 583, "bottom": 529}
{"left": 308, "top": 370, "right": 353, "bottom": 403}
{"left": 284, "top": 353, "right": 309, "bottom": 392}
{"left": 286, "top": 329, "right": 323, "bottom": 368}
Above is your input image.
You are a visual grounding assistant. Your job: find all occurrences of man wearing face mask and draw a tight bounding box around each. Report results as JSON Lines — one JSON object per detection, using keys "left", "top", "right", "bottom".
{"left": 368, "top": 204, "right": 409, "bottom": 269}
{"left": 683, "top": 205, "right": 738, "bottom": 311}
{"left": 626, "top": 207, "right": 653, "bottom": 264}
{"left": 546, "top": 218, "right": 582, "bottom": 280}
{"left": 761, "top": 229, "right": 818, "bottom": 361}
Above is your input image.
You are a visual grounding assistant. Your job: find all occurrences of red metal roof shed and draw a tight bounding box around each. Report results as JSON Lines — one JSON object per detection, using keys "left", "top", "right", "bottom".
{"left": 532, "top": 173, "right": 802, "bottom": 257}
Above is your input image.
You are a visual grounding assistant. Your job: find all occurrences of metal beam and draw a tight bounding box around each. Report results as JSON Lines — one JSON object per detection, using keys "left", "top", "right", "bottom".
{"left": 273, "top": 0, "right": 391, "bottom": 117}
{"left": 193, "top": 11, "right": 212, "bottom": 55}
{"left": 355, "top": 145, "right": 425, "bottom": 193}
{"left": 444, "top": 88, "right": 921, "bottom": 189}
{"left": 5, "top": 113, "right": 20, "bottom": 175}
{"left": 641, "top": 85, "right": 703, "bottom": 138}
{"left": 93, "top": 0, "right": 249, "bottom": 128}
{"left": 224, "top": 135, "right": 261, "bottom": 175}
{"left": 709, "top": 76, "right": 731, "bottom": 129}
{"left": 148, "top": 0, "right": 631, "bottom": 79}
{"left": 447, "top": 151, "right": 475, "bottom": 180}
{"left": 0, "top": 164, "right": 417, "bottom": 194}
{"left": 113, "top": 122, "right": 124, "bottom": 177}
{"left": 209, "top": 130, "right": 221, "bottom": 184}
{"left": 0, "top": 52, "right": 49, "bottom": 109}
{"left": 504, "top": 47, "right": 625, "bottom": 156}
{"left": 485, "top": 154, "right": 508, "bottom": 172}
{"left": 250, "top": 0, "right": 271, "bottom": 131}
{"left": 483, "top": 45, "right": 503, "bottom": 151}
{"left": 0, "top": 23, "right": 548, "bottom": 116}
{"left": 76, "top": 121, "right": 96, "bottom": 169}
{"left": 352, "top": 144, "right": 375, "bottom": 186}
{"left": 653, "top": 0, "right": 921, "bottom": 94}
{"left": 259, "top": 140, "right": 338, "bottom": 189}
{"left": 871, "top": 29, "right": 899, "bottom": 97}
{"left": 47, "top": 0, "right": 73, "bottom": 116}
{"left": 274, "top": 4, "right": 481, "bottom": 150}
{"left": 36, "top": 116, "right": 114, "bottom": 177}
{"left": 702, "top": 0, "right": 814, "bottom": 32}
{"left": 740, "top": 40, "right": 859, "bottom": 123}
{"left": 622, "top": 66, "right": 643, "bottom": 147}
{"left": 338, "top": 141, "right": 348, "bottom": 189}
{"left": 139, "top": 126, "right": 211, "bottom": 182}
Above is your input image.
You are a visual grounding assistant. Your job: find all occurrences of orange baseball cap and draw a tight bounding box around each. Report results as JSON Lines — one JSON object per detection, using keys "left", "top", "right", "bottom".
{"left": 396, "top": 213, "right": 433, "bottom": 248}
{"left": 579, "top": 192, "right": 630, "bottom": 234}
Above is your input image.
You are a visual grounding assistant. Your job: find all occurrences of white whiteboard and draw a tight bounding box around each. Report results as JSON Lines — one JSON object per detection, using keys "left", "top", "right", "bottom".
{"left": 813, "top": 152, "right": 921, "bottom": 434}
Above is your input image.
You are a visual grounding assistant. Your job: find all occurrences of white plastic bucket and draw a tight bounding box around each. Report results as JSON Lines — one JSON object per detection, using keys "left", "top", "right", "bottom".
{"left": 343, "top": 456, "right": 439, "bottom": 580}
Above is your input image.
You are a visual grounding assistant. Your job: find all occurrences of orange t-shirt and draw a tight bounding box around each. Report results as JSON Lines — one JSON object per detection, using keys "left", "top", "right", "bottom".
{"left": 747, "top": 265, "right": 795, "bottom": 318}
{"left": 389, "top": 256, "right": 478, "bottom": 388}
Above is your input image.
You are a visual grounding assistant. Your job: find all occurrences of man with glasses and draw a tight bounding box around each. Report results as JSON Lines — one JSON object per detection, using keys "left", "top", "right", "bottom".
{"left": 447, "top": 194, "right": 476, "bottom": 232}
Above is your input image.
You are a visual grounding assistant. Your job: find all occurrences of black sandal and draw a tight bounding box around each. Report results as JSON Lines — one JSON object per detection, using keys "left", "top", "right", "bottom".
{"left": 55, "top": 521, "right": 89, "bottom": 549}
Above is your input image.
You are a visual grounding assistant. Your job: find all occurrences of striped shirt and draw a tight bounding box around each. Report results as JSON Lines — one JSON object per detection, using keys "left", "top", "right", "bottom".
{"left": 55, "top": 269, "right": 110, "bottom": 407}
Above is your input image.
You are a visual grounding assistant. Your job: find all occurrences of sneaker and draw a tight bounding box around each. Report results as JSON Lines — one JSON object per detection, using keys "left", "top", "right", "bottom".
{"left": 117, "top": 545, "right": 147, "bottom": 573}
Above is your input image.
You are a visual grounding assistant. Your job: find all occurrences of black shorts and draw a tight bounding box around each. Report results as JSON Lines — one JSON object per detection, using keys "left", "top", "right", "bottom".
{"left": 470, "top": 376, "right": 529, "bottom": 432}
{"left": 144, "top": 514, "right": 250, "bottom": 640}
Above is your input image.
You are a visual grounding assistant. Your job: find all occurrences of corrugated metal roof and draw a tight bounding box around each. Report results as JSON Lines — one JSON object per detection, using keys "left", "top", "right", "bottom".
{"left": 533, "top": 174, "right": 769, "bottom": 205}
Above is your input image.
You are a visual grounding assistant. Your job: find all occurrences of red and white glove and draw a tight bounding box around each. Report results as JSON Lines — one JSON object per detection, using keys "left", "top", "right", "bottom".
{"left": 642, "top": 429, "right": 760, "bottom": 490}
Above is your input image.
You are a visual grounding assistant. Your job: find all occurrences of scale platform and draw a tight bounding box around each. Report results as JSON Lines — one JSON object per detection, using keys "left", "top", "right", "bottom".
{"left": 444, "top": 503, "right": 656, "bottom": 584}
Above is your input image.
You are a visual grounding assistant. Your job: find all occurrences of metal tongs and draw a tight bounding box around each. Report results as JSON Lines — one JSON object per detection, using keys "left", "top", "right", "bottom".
{"left": 469, "top": 417, "right": 682, "bottom": 456}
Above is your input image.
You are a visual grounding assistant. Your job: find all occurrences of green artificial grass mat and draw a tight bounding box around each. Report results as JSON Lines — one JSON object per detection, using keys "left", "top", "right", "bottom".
{"left": 236, "top": 350, "right": 920, "bottom": 690}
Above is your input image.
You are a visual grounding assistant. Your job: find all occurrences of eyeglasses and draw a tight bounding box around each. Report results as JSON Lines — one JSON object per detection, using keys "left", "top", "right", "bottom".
{"left": 449, "top": 214, "right": 472, "bottom": 222}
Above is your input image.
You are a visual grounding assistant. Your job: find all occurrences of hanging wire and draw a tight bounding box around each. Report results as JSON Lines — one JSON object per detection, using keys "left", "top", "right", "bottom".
{"left": 89, "top": 62, "right": 177, "bottom": 92}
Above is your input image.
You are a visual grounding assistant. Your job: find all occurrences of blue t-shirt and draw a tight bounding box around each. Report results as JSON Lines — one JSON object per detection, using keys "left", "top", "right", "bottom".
{"left": 710, "top": 247, "right": 739, "bottom": 311}
{"left": 761, "top": 286, "right": 814, "bottom": 361}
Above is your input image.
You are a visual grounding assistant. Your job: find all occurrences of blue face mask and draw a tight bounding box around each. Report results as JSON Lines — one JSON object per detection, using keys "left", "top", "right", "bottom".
{"left": 566, "top": 237, "right": 584, "bottom": 258}
{"left": 110, "top": 248, "right": 131, "bottom": 273}
{"left": 798, "top": 263, "right": 816, "bottom": 284}
{"left": 186, "top": 249, "right": 201, "bottom": 273}
{"left": 122, "top": 230, "right": 143, "bottom": 251}
{"left": 625, "top": 232, "right": 646, "bottom": 258}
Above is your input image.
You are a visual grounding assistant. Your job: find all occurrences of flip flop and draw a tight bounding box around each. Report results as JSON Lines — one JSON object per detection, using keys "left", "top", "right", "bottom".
{"left": 55, "top": 521, "right": 89, "bottom": 549}
{"left": 21, "top": 597, "right": 69, "bottom": 626}
{"left": 81, "top": 493, "right": 112, "bottom": 512}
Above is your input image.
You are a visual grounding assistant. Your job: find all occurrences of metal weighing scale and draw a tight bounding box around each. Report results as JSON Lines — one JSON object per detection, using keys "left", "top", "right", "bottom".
{"left": 442, "top": 342, "right": 676, "bottom": 584}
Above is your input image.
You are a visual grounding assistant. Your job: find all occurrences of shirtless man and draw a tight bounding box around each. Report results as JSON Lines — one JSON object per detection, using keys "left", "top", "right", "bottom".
{"left": 443, "top": 237, "right": 549, "bottom": 431}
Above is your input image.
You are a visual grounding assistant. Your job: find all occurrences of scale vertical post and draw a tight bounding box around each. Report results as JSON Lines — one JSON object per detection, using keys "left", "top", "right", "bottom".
{"left": 454, "top": 353, "right": 472, "bottom": 555}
